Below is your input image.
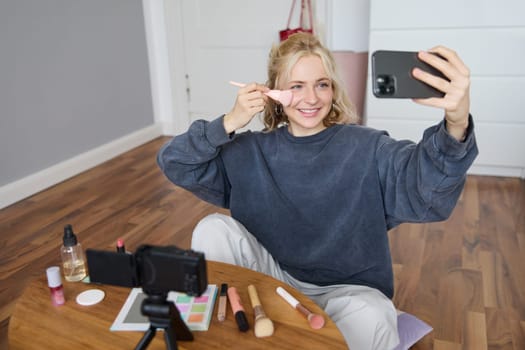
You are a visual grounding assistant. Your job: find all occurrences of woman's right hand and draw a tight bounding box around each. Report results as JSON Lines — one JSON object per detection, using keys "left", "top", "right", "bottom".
{"left": 223, "top": 83, "right": 269, "bottom": 134}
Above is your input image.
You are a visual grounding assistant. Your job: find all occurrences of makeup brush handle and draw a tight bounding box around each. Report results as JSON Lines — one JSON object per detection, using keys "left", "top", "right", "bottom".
{"left": 247, "top": 284, "right": 262, "bottom": 307}
{"left": 276, "top": 286, "right": 299, "bottom": 308}
{"left": 229, "top": 81, "right": 246, "bottom": 88}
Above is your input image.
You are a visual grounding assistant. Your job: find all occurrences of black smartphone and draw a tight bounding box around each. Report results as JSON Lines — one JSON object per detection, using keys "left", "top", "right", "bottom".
{"left": 371, "top": 50, "right": 447, "bottom": 99}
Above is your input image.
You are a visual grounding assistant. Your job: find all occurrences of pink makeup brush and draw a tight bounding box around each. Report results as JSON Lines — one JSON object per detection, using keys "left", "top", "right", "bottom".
{"left": 229, "top": 81, "right": 293, "bottom": 107}
{"left": 276, "top": 286, "right": 325, "bottom": 330}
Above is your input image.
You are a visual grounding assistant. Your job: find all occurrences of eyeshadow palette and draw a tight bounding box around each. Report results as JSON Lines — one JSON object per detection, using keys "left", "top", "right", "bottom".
{"left": 110, "top": 285, "right": 218, "bottom": 331}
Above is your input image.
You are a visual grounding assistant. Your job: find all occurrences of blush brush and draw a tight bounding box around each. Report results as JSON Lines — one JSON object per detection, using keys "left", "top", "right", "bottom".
{"left": 276, "top": 286, "right": 325, "bottom": 329}
{"left": 229, "top": 81, "right": 293, "bottom": 107}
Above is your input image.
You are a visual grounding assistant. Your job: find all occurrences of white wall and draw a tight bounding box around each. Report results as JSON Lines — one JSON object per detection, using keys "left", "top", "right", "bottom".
{"left": 0, "top": 0, "right": 161, "bottom": 210}
{"left": 365, "top": 0, "right": 525, "bottom": 178}
{"left": 327, "top": 0, "right": 369, "bottom": 52}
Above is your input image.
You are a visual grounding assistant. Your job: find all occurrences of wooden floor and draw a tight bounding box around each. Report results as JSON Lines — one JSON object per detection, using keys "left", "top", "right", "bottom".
{"left": 1, "top": 136, "right": 524, "bottom": 349}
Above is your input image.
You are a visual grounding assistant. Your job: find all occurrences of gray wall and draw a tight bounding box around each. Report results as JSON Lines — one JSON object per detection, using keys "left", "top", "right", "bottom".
{"left": 1, "top": 0, "right": 154, "bottom": 187}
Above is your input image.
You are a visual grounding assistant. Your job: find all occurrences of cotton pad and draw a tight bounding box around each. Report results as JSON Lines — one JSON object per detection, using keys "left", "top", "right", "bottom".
{"left": 76, "top": 289, "right": 105, "bottom": 306}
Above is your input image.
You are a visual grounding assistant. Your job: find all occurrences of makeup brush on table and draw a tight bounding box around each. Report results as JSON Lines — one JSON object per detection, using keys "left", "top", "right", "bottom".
{"left": 229, "top": 81, "right": 293, "bottom": 107}
{"left": 276, "top": 286, "right": 325, "bottom": 329}
{"left": 247, "top": 284, "right": 274, "bottom": 338}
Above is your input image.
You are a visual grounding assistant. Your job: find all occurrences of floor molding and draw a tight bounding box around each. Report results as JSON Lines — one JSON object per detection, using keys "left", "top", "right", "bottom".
{"left": 0, "top": 123, "right": 163, "bottom": 210}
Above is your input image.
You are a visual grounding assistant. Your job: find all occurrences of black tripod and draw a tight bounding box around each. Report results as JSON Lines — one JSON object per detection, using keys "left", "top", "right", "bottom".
{"left": 135, "top": 292, "right": 193, "bottom": 350}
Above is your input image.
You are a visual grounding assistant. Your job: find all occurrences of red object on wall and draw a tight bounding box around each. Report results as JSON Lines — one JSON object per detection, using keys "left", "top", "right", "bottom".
{"left": 279, "top": 0, "right": 313, "bottom": 42}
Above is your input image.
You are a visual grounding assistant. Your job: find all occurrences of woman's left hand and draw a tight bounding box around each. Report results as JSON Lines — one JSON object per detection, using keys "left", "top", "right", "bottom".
{"left": 412, "top": 46, "right": 471, "bottom": 141}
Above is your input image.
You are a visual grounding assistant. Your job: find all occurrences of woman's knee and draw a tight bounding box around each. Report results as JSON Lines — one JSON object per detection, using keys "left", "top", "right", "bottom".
{"left": 325, "top": 289, "right": 398, "bottom": 349}
{"left": 191, "top": 213, "right": 243, "bottom": 265}
{"left": 192, "top": 213, "right": 229, "bottom": 243}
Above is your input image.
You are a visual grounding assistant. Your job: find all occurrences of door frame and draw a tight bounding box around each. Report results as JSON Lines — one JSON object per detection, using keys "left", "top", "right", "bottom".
{"left": 142, "top": 0, "right": 188, "bottom": 136}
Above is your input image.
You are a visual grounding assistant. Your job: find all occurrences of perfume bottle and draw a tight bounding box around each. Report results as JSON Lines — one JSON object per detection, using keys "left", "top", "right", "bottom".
{"left": 60, "top": 224, "right": 87, "bottom": 282}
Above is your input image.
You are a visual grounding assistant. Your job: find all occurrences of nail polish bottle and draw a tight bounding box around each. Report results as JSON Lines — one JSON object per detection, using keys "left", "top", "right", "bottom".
{"left": 46, "top": 266, "right": 65, "bottom": 306}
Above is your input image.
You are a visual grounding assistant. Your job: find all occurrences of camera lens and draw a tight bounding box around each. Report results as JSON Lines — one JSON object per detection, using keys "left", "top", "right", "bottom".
{"left": 376, "top": 75, "right": 395, "bottom": 96}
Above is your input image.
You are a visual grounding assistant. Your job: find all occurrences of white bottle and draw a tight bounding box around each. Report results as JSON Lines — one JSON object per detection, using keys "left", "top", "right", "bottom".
{"left": 46, "top": 266, "right": 65, "bottom": 305}
{"left": 60, "top": 224, "right": 87, "bottom": 282}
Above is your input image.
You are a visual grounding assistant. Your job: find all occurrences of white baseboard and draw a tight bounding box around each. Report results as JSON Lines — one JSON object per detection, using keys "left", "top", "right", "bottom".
{"left": 0, "top": 123, "right": 163, "bottom": 210}
{"left": 468, "top": 164, "right": 525, "bottom": 179}
{"left": 159, "top": 120, "right": 190, "bottom": 136}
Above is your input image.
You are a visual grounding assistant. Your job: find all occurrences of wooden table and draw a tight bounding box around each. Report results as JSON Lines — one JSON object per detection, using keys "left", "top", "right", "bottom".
{"left": 9, "top": 261, "right": 347, "bottom": 349}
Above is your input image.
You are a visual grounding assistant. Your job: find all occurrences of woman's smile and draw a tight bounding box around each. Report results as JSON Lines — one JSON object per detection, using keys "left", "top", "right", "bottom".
{"left": 282, "top": 55, "right": 333, "bottom": 137}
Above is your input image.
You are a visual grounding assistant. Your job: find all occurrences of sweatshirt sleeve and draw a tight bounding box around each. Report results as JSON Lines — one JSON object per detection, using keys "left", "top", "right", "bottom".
{"left": 376, "top": 115, "right": 478, "bottom": 228}
{"left": 157, "top": 115, "right": 233, "bottom": 208}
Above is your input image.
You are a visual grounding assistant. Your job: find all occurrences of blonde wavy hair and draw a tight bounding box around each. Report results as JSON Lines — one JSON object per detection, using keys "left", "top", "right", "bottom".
{"left": 263, "top": 32, "right": 358, "bottom": 131}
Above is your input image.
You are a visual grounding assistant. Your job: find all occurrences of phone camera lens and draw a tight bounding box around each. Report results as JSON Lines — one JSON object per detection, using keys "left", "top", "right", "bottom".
{"left": 375, "top": 75, "right": 395, "bottom": 96}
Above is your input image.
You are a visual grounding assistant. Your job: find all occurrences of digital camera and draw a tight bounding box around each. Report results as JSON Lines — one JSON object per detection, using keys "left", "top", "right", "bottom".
{"left": 86, "top": 244, "right": 207, "bottom": 296}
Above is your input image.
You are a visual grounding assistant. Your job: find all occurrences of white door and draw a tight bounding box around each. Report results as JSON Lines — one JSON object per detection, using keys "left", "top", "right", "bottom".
{"left": 178, "top": 0, "right": 307, "bottom": 130}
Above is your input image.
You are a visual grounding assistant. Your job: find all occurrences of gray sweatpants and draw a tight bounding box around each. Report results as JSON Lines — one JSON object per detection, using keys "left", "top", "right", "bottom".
{"left": 191, "top": 213, "right": 400, "bottom": 350}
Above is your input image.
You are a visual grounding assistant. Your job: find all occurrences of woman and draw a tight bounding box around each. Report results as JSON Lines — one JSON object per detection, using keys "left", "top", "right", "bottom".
{"left": 158, "top": 33, "right": 478, "bottom": 349}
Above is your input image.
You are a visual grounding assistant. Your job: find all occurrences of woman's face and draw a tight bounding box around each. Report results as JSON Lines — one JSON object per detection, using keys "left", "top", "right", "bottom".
{"left": 282, "top": 55, "right": 333, "bottom": 137}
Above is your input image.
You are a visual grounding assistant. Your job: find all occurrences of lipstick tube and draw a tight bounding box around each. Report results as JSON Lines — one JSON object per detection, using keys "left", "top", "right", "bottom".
{"left": 227, "top": 286, "right": 249, "bottom": 332}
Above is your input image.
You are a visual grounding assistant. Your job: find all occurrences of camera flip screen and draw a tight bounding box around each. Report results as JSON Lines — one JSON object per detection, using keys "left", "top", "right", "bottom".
{"left": 86, "top": 244, "right": 207, "bottom": 296}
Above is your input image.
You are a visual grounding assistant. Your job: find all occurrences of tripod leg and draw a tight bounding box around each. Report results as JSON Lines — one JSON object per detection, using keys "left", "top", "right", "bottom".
{"left": 139, "top": 294, "right": 193, "bottom": 350}
{"left": 164, "top": 324, "right": 178, "bottom": 350}
{"left": 135, "top": 326, "right": 157, "bottom": 350}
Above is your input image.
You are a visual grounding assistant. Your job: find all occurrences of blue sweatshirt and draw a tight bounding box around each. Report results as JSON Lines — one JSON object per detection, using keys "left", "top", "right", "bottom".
{"left": 158, "top": 115, "right": 478, "bottom": 298}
